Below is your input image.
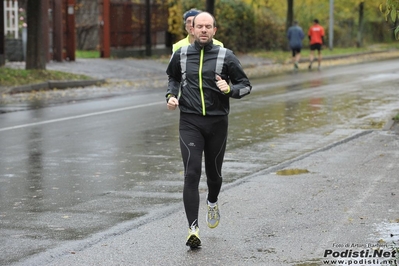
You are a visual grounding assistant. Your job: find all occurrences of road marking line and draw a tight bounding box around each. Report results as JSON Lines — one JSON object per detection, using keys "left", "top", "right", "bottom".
{"left": 0, "top": 101, "right": 164, "bottom": 132}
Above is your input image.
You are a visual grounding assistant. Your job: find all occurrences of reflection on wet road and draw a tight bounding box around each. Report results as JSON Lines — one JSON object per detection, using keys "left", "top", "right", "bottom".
{"left": 1, "top": 60, "right": 399, "bottom": 264}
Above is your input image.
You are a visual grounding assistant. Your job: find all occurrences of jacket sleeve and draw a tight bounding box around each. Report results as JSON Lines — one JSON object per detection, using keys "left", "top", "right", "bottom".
{"left": 224, "top": 51, "right": 252, "bottom": 99}
{"left": 165, "top": 51, "right": 182, "bottom": 99}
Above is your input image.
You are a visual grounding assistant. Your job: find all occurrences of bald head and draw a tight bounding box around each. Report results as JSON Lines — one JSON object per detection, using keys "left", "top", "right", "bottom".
{"left": 193, "top": 12, "right": 216, "bottom": 27}
{"left": 192, "top": 12, "right": 217, "bottom": 46}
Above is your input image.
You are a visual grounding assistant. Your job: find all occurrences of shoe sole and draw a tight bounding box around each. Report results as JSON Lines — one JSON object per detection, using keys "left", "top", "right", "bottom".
{"left": 186, "top": 235, "right": 201, "bottom": 249}
{"left": 207, "top": 221, "right": 219, "bottom": 228}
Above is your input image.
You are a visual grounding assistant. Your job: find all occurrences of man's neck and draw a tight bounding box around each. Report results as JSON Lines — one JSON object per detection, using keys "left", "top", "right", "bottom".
{"left": 189, "top": 35, "right": 195, "bottom": 44}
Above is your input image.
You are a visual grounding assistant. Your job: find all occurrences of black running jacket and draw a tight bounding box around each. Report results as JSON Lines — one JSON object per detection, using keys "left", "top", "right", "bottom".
{"left": 166, "top": 41, "right": 252, "bottom": 116}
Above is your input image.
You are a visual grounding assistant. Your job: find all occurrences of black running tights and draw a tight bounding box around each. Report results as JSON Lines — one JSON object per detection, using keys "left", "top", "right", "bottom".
{"left": 179, "top": 113, "right": 228, "bottom": 228}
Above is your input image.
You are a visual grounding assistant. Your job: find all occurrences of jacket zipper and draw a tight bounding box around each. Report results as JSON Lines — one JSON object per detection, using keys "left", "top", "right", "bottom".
{"left": 199, "top": 49, "right": 206, "bottom": 116}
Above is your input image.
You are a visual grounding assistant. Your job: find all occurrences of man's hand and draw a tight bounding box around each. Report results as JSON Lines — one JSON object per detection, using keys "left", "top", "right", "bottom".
{"left": 167, "top": 96, "right": 179, "bottom": 110}
{"left": 216, "top": 75, "right": 230, "bottom": 93}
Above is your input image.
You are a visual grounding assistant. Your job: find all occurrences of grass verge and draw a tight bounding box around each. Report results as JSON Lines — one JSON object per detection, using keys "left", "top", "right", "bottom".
{"left": 248, "top": 43, "right": 399, "bottom": 64}
{"left": 0, "top": 67, "right": 91, "bottom": 87}
{"left": 0, "top": 68, "right": 91, "bottom": 87}
{"left": 1, "top": 50, "right": 98, "bottom": 88}
{"left": 76, "top": 50, "right": 100, "bottom": 58}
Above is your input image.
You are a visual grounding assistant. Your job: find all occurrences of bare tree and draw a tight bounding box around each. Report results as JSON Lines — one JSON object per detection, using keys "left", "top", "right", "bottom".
{"left": 26, "top": 0, "right": 47, "bottom": 69}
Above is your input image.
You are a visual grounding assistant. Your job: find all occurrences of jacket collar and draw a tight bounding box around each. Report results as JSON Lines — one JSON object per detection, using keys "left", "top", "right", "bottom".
{"left": 193, "top": 40, "right": 214, "bottom": 51}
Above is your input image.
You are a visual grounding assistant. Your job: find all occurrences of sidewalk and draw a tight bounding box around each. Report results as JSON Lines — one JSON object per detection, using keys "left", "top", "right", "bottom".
{"left": 17, "top": 129, "right": 399, "bottom": 266}
{"left": 3, "top": 49, "right": 399, "bottom": 94}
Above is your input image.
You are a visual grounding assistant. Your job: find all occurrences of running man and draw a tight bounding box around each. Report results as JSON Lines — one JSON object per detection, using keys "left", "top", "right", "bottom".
{"left": 287, "top": 20, "right": 305, "bottom": 70}
{"left": 308, "top": 19, "right": 325, "bottom": 70}
{"left": 166, "top": 12, "right": 252, "bottom": 249}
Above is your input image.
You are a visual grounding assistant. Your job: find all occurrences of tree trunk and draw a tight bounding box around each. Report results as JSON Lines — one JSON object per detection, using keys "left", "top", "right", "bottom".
{"left": 286, "top": 0, "right": 294, "bottom": 33}
{"left": 206, "top": 0, "right": 215, "bottom": 15}
{"left": 26, "top": 0, "right": 47, "bottom": 69}
{"left": 0, "top": 2, "right": 5, "bottom": 66}
{"left": 357, "top": 1, "right": 364, "bottom": 47}
{"left": 285, "top": 0, "right": 294, "bottom": 51}
{"left": 145, "top": 0, "right": 151, "bottom": 56}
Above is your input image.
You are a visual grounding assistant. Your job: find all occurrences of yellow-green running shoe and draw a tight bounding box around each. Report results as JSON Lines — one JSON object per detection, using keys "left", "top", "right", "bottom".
{"left": 186, "top": 225, "right": 201, "bottom": 249}
{"left": 206, "top": 203, "right": 220, "bottom": 228}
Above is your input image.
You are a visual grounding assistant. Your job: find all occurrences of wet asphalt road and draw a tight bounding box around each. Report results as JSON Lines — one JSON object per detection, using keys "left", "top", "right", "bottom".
{"left": 0, "top": 59, "right": 399, "bottom": 265}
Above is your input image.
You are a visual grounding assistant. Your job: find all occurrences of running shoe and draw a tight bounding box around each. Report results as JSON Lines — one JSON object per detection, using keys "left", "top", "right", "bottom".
{"left": 206, "top": 202, "right": 220, "bottom": 228}
{"left": 186, "top": 224, "right": 201, "bottom": 249}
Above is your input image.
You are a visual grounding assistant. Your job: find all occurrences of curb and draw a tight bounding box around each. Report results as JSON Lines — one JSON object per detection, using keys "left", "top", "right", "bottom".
{"left": 6, "top": 79, "right": 106, "bottom": 94}
{"left": 383, "top": 118, "right": 399, "bottom": 133}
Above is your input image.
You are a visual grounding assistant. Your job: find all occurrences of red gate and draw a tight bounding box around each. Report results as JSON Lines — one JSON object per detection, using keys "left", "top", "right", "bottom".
{"left": 49, "top": 0, "right": 76, "bottom": 61}
{"left": 100, "top": 1, "right": 168, "bottom": 58}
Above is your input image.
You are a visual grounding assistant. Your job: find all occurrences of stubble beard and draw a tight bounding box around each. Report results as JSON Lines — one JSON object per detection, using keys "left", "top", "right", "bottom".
{"left": 197, "top": 35, "right": 211, "bottom": 46}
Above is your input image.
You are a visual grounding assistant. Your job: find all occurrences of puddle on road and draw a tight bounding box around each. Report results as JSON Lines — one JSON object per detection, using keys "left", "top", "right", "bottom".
{"left": 276, "top": 168, "right": 310, "bottom": 176}
{"left": 373, "top": 220, "right": 399, "bottom": 249}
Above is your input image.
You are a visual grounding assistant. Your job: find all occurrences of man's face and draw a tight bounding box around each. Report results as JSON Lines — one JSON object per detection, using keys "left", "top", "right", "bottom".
{"left": 193, "top": 13, "right": 216, "bottom": 45}
{"left": 185, "top": 16, "right": 194, "bottom": 35}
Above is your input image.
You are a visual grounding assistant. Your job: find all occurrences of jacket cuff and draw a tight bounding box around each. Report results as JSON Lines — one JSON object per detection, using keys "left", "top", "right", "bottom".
{"left": 166, "top": 93, "right": 175, "bottom": 102}
{"left": 224, "top": 85, "right": 231, "bottom": 94}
